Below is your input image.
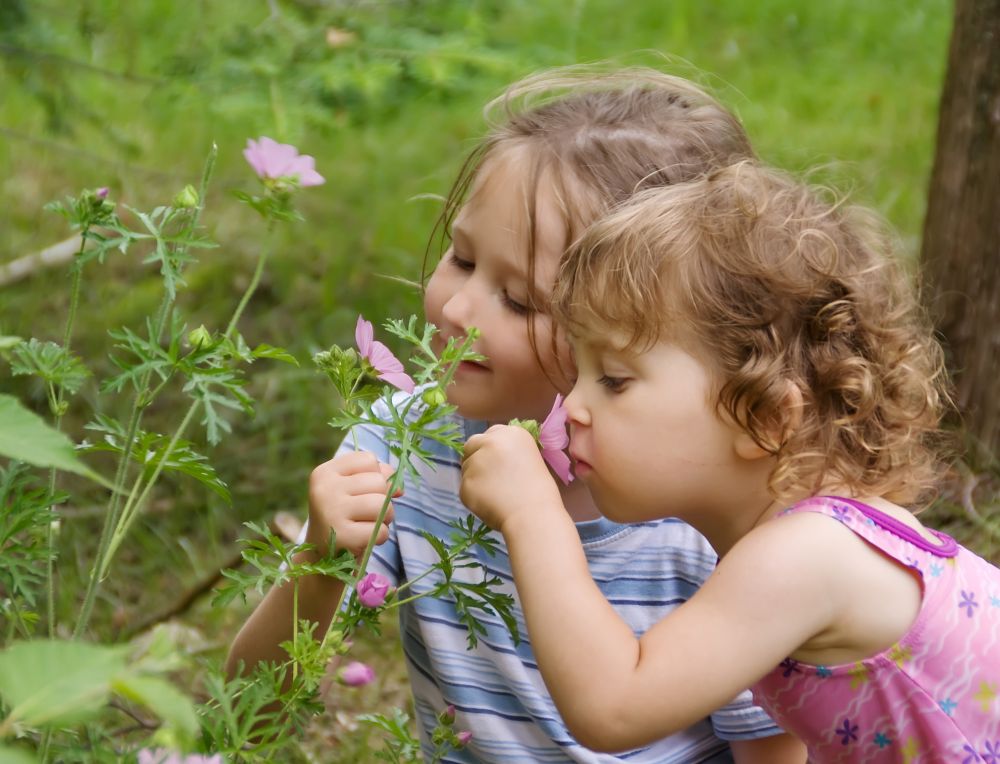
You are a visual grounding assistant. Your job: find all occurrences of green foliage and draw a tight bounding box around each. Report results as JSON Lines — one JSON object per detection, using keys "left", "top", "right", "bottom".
{"left": 10, "top": 339, "right": 90, "bottom": 398}
{"left": 83, "top": 414, "right": 231, "bottom": 503}
{"left": 358, "top": 709, "right": 422, "bottom": 763}
{"left": 0, "top": 639, "right": 195, "bottom": 743}
{"left": 0, "top": 464, "right": 59, "bottom": 637}
{"left": 0, "top": 395, "right": 104, "bottom": 485}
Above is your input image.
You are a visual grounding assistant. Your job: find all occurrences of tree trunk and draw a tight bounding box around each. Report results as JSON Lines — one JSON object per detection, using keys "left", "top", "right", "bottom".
{"left": 921, "top": 0, "right": 1000, "bottom": 462}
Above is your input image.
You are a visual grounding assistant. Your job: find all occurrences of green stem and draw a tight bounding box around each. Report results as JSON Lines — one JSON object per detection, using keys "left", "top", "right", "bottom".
{"left": 74, "top": 148, "right": 217, "bottom": 640}
{"left": 100, "top": 400, "right": 199, "bottom": 572}
{"left": 81, "top": 211, "right": 272, "bottom": 622}
{"left": 291, "top": 582, "right": 299, "bottom": 681}
{"left": 39, "top": 238, "right": 87, "bottom": 762}
{"left": 319, "top": 432, "right": 411, "bottom": 655}
{"left": 225, "top": 222, "right": 274, "bottom": 338}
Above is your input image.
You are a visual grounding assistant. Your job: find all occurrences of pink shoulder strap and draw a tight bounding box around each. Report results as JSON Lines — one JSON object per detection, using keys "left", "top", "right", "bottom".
{"left": 781, "top": 496, "right": 958, "bottom": 562}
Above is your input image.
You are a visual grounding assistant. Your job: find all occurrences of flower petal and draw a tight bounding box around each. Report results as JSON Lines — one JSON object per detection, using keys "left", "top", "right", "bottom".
{"left": 356, "top": 572, "right": 392, "bottom": 607}
{"left": 355, "top": 315, "right": 373, "bottom": 358}
{"left": 340, "top": 661, "right": 376, "bottom": 686}
{"left": 378, "top": 370, "right": 416, "bottom": 393}
{"left": 538, "top": 394, "right": 569, "bottom": 451}
{"left": 243, "top": 138, "right": 268, "bottom": 177}
{"left": 260, "top": 138, "right": 301, "bottom": 178}
{"left": 289, "top": 154, "right": 326, "bottom": 186}
{"left": 368, "top": 340, "right": 404, "bottom": 374}
{"left": 542, "top": 447, "right": 574, "bottom": 485}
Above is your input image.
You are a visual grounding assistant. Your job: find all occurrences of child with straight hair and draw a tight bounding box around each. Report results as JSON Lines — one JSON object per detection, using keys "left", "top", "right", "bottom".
{"left": 461, "top": 160, "right": 1000, "bottom": 762}
{"left": 228, "top": 68, "right": 806, "bottom": 762}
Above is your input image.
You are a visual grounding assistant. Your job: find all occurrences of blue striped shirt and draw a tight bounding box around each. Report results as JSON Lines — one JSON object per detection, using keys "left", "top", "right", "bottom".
{"left": 337, "top": 396, "right": 782, "bottom": 762}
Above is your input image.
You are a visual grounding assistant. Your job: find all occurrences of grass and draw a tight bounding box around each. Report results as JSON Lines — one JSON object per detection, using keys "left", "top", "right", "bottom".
{"left": 5, "top": 0, "right": 998, "bottom": 760}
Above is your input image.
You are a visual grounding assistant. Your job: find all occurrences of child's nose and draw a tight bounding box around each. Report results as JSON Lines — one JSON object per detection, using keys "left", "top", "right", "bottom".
{"left": 563, "top": 386, "right": 590, "bottom": 427}
{"left": 441, "top": 282, "right": 476, "bottom": 331}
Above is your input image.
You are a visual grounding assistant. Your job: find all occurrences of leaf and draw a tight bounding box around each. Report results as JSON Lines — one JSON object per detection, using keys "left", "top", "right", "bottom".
{"left": 113, "top": 674, "right": 198, "bottom": 746}
{"left": 10, "top": 339, "right": 91, "bottom": 394}
{"left": 0, "top": 335, "right": 23, "bottom": 352}
{"left": 0, "top": 744, "right": 37, "bottom": 764}
{"left": 84, "top": 415, "right": 231, "bottom": 502}
{"left": 252, "top": 344, "right": 299, "bottom": 366}
{"left": 0, "top": 640, "right": 127, "bottom": 728}
{"left": 0, "top": 395, "right": 110, "bottom": 487}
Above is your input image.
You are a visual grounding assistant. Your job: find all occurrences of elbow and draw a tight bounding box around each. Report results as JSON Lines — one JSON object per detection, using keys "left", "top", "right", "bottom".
{"left": 563, "top": 699, "right": 648, "bottom": 754}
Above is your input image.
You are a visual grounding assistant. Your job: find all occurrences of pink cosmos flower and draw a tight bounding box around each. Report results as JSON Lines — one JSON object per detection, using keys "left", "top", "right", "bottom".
{"left": 356, "top": 572, "right": 392, "bottom": 608}
{"left": 339, "top": 660, "right": 376, "bottom": 686}
{"left": 355, "top": 315, "right": 415, "bottom": 393}
{"left": 456, "top": 730, "right": 473, "bottom": 746}
{"left": 243, "top": 136, "right": 325, "bottom": 187}
{"left": 137, "top": 750, "right": 223, "bottom": 764}
{"left": 538, "top": 395, "right": 573, "bottom": 484}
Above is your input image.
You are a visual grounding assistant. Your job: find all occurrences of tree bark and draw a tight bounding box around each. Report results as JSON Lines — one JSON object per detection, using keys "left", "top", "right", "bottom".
{"left": 921, "top": 0, "right": 1000, "bottom": 461}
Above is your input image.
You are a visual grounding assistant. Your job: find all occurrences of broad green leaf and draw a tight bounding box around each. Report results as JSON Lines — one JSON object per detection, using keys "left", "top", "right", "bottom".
{"left": 0, "top": 395, "right": 110, "bottom": 487}
{"left": 0, "top": 640, "right": 127, "bottom": 728}
{"left": 113, "top": 674, "right": 198, "bottom": 746}
{"left": 0, "top": 744, "right": 37, "bottom": 763}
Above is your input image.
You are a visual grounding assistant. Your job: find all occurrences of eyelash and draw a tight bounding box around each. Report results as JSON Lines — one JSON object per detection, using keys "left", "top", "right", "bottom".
{"left": 449, "top": 252, "right": 531, "bottom": 316}
{"left": 502, "top": 292, "right": 530, "bottom": 316}
{"left": 598, "top": 375, "right": 628, "bottom": 392}
{"left": 449, "top": 252, "right": 474, "bottom": 271}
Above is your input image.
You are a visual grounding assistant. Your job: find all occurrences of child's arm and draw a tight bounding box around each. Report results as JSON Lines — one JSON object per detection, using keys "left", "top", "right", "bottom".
{"left": 225, "top": 450, "right": 397, "bottom": 677}
{"left": 730, "top": 734, "right": 807, "bottom": 764}
{"left": 461, "top": 425, "right": 833, "bottom": 753}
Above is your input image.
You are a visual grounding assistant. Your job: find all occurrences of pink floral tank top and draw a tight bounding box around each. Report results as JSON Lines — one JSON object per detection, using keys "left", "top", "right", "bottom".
{"left": 751, "top": 496, "right": 1000, "bottom": 763}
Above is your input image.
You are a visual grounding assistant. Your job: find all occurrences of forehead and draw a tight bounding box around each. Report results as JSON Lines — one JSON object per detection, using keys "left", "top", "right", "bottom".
{"left": 455, "top": 143, "right": 573, "bottom": 270}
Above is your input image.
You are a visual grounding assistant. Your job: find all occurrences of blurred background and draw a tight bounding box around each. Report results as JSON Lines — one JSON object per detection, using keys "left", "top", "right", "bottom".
{"left": 4, "top": 0, "right": 990, "bottom": 758}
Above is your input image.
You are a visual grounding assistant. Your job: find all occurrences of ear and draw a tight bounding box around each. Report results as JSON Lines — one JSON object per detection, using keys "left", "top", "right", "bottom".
{"left": 732, "top": 380, "right": 804, "bottom": 461}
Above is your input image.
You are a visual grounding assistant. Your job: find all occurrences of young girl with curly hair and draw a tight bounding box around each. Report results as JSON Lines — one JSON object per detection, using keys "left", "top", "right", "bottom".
{"left": 461, "top": 161, "right": 1000, "bottom": 762}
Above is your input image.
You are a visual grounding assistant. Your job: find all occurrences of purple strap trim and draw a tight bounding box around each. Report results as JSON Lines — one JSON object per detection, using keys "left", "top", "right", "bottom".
{"left": 821, "top": 496, "right": 958, "bottom": 558}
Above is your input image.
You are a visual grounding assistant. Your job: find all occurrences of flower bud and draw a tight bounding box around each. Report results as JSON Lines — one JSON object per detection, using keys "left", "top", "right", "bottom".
{"left": 509, "top": 418, "right": 540, "bottom": 441}
{"left": 421, "top": 386, "right": 447, "bottom": 408}
{"left": 437, "top": 704, "right": 456, "bottom": 726}
{"left": 173, "top": 184, "right": 200, "bottom": 209}
{"left": 95, "top": 187, "right": 109, "bottom": 200}
{"left": 355, "top": 572, "right": 392, "bottom": 608}
{"left": 456, "top": 730, "right": 473, "bottom": 747}
{"left": 339, "top": 661, "right": 375, "bottom": 687}
{"left": 187, "top": 325, "right": 212, "bottom": 349}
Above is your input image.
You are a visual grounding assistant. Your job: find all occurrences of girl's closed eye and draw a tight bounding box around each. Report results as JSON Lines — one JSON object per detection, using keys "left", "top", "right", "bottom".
{"left": 502, "top": 290, "right": 531, "bottom": 316}
{"left": 448, "top": 250, "right": 475, "bottom": 271}
{"left": 598, "top": 374, "right": 629, "bottom": 392}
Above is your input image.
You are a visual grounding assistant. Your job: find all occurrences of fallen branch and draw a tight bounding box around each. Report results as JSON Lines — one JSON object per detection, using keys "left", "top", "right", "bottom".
{"left": 119, "top": 545, "right": 245, "bottom": 641}
{"left": 119, "top": 512, "right": 304, "bottom": 639}
{"left": 0, "top": 235, "right": 81, "bottom": 287}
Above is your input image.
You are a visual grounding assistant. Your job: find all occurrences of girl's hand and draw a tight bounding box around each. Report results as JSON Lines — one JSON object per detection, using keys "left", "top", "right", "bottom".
{"left": 307, "top": 450, "right": 400, "bottom": 557}
{"left": 461, "top": 424, "right": 563, "bottom": 533}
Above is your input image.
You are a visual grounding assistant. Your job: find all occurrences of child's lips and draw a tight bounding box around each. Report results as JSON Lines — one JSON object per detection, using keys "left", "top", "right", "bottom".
{"left": 570, "top": 450, "right": 592, "bottom": 475}
{"left": 457, "top": 359, "right": 489, "bottom": 374}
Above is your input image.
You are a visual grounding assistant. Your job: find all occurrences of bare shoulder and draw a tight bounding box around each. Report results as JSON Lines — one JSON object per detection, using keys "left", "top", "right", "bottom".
{"left": 717, "top": 510, "right": 859, "bottom": 591}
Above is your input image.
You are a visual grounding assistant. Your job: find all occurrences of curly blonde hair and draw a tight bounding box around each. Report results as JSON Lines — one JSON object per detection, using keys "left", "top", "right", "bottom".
{"left": 554, "top": 161, "right": 952, "bottom": 506}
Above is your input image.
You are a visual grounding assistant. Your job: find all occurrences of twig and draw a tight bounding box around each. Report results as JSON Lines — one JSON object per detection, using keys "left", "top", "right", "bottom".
{"left": 119, "top": 546, "right": 245, "bottom": 640}
{"left": 0, "top": 235, "right": 81, "bottom": 287}
{"left": 108, "top": 699, "right": 158, "bottom": 730}
{"left": 961, "top": 470, "right": 982, "bottom": 519}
